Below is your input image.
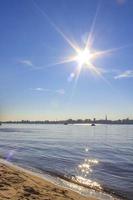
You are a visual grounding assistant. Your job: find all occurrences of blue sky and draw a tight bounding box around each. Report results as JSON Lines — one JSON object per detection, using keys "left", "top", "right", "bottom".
{"left": 0, "top": 0, "right": 133, "bottom": 121}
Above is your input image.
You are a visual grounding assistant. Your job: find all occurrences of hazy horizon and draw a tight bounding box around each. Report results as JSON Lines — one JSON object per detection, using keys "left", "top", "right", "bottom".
{"left": 1, "top": 114, "right": 133, "bottom": 122}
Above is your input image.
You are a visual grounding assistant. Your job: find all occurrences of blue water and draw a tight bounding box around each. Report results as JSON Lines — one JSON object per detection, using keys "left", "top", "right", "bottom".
{"left": 0, "top": 124, "right": 132, "bottom": 199}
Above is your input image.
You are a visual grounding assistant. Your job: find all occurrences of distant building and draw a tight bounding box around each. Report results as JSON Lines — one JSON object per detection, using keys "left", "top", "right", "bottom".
{"left": 105, "top": 115, "right": 107, "bottom": 122}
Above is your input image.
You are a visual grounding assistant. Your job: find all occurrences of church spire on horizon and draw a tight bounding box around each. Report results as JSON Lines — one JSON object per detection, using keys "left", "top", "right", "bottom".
{"left": 105, "top": 115, "right": 107, "bottom": 121}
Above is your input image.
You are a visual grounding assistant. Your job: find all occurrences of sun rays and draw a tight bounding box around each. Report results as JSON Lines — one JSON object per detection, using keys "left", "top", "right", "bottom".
{"left": 32, "top": 0, "right": 133, "bottom": 87}
{"left": 51, "top": 43, "right": 111, "bottom": 85}
{"left": 32, "top": 0, "right": 104, "bottom": 75}
{"left": 32, "top": 0, "right": 112, "bottom": 83}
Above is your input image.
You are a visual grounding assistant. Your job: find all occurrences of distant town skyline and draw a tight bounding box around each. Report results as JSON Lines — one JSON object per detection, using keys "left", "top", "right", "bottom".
{"left": 2, "top": 116, "right": 133, "bottom": 125}
{"left": 0, "top": 0, "right": 133, "bottom": 121}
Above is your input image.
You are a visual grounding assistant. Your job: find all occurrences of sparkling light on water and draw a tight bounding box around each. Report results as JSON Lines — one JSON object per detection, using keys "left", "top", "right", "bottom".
{"left": 72, "top": 176, "right": 102, "bottom": 191}
{"left": 75, "top": 158, "right": 101, "bottom": 191}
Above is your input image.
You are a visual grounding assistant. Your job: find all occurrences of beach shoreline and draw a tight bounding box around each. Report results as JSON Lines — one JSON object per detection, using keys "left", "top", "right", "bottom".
{"left": 0, "top": 159, "right": 99, "bottom": 200}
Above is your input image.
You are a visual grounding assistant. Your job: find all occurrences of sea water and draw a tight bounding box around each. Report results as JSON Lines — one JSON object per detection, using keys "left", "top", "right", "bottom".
{"left": 0, "top": 124, "right": 132, "bottom": 200}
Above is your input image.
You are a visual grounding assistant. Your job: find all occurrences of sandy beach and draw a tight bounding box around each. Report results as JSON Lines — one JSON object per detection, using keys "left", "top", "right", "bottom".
{"left": 0, "top": 162, "right": 97, "bottom": 200}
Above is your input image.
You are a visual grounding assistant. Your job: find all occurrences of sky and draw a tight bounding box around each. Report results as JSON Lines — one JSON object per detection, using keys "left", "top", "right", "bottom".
{"left": 0, "top": 0, "right": 133, "bottom": 121}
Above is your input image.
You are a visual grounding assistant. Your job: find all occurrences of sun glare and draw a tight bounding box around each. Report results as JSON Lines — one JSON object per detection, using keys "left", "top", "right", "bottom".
{"left": 32, "top": 0, "right": 131, "bottom": 87}
{"left": 76, "top": 48, "right": 91, "bottom": 66}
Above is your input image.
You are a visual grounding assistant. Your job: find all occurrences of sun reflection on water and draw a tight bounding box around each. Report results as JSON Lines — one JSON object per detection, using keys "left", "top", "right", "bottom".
{"left": 74, "top": 158, "right": 102, "bottom": 191}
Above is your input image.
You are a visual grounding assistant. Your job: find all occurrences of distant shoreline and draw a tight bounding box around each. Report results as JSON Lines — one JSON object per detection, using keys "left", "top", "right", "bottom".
{"left": 1, "top": 120, "right": 133, "bottom": 125}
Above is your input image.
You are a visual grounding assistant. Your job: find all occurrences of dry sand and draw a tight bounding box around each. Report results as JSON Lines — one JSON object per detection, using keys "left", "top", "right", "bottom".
{"left": 0, "top": 162, "right": 97, "bottom": 200}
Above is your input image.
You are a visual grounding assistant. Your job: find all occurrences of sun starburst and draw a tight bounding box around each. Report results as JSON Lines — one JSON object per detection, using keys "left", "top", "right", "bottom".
{"left": 33, "top": 0, "right": 132, "bottom": 86}
{"left": 53, "top": 43, "right": 107, "bottom": 79}
{"left": 75, "top": 48, "right": 91, "bottom": 65}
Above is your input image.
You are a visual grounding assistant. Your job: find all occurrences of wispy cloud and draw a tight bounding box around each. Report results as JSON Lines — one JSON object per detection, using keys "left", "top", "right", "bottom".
{"left": 19, "top": 60, "right": 33, "bottom": 67}
{"left": 18, "top": 59, "right": 43, "bottom": 70}
{"left": 116, "top": 0, "right": 127, "bottom": 6}
{"left": 31, "top": 88, "right": 65, "bottom": 95}
{"left": 55, "top": 89, "right": 65, "bottom": 95}
{"left": 32, "top": 88, "right": 49, "bottom": 91}
{"left": 114, "top": 70, "right": 133, "bottom": 79}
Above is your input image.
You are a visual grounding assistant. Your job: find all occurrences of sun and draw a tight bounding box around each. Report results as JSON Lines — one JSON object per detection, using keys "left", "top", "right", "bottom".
{"left": 33, "top": 1, "right": 130, "bottom": 85}
{"left": 75, "top": 48, "right": 91, "bottom": 66}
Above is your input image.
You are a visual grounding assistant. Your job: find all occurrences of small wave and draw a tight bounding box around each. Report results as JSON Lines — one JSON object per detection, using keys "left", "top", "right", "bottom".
{"left": 38, "top": 169, "right": 122, "bottom": 200}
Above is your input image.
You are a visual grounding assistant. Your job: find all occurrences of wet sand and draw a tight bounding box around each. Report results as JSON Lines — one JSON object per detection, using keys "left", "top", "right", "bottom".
{"left": 0, "top": 162, "right": 97, "bottom": 200}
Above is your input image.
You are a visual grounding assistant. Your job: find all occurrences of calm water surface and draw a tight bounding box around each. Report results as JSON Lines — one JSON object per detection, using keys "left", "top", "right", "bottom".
{"left": 0, "top": 124, "right": 132, "bottom": 200}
